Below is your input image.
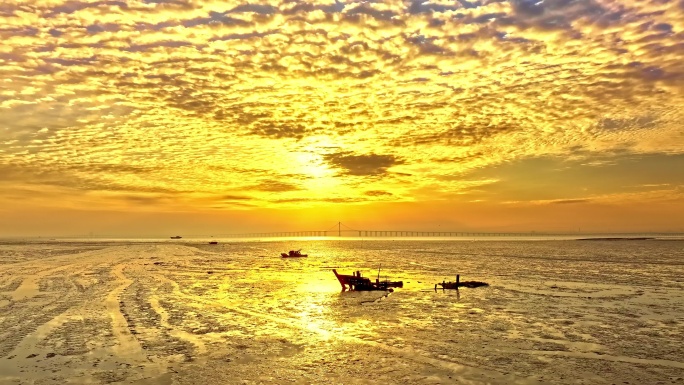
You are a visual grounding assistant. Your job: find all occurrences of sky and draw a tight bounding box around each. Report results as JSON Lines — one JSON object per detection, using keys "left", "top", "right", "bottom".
{"left": 1, "top": 0, "right": 683, "bottom": 237}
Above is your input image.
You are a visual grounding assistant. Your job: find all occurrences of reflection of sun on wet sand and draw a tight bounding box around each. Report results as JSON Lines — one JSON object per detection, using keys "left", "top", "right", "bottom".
{"left": 0, "top": 240, "right": 683, "bottom": 384}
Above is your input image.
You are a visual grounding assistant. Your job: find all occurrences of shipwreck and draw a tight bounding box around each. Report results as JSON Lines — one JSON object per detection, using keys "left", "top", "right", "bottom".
{"left": 435, "top": 275, "right": 489, "bottom": 290}
{"left": 333, "top": 269, "right": 403, "bottom": 292}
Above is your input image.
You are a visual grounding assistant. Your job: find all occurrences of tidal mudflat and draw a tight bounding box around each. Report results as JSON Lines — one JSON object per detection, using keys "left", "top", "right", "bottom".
{"left": 1, "top": 239, "right": 683, "bottom": 384}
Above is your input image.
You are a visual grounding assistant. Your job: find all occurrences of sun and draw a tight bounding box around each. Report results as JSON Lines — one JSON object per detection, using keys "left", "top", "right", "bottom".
{"left": 295, "top": 152, "right": 334, "bottom": 179}
{"left": 294, "top": 136, "right": 340, "bottom": 184}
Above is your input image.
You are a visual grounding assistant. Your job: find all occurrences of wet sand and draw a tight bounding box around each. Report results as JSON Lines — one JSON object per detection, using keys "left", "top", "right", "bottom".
{"left": 1, "top": 240, "right": 683, "bottom": 384}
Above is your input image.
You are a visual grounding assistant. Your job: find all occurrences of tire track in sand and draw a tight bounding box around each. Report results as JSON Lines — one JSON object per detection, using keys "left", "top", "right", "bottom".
{"left": 107, "top": 263, "right": 166, "bottom": 377}
{"left": 9, "top": 264, "right": 77, "bottom": 301}
{"left": 148, "top": 295, "right": 208, "bottom": 356}
{"left": 152, "top": 272, "right": 541, "bottom": 385}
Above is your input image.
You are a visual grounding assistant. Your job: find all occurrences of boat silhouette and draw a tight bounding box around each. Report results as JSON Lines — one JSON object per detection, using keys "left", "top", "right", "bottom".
{"left": 332, "top": 269, "right": 403, "bottom": 292}
{"left": 281, "top": 249, "right": 307, "bottom": 258}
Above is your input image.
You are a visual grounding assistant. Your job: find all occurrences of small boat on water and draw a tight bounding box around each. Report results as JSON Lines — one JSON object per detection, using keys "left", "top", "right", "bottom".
{"left": 332, "top": 269, "right": 403, "bottom": 292}
{"left": 281, "top": 249, "right": 307, "bottom": 258}
{"left": 170, "top": 236, "right": 182, "bottom": 239}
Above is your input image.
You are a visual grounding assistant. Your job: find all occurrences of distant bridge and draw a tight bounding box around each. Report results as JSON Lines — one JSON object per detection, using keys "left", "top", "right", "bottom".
{"left": 219, "top": 222, "right": 543, "bottom": 238}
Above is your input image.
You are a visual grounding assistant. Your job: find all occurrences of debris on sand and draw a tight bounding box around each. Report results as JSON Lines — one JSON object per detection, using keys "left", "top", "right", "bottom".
{"left": 435, "top": 275, "right": 489, "bottom": 290}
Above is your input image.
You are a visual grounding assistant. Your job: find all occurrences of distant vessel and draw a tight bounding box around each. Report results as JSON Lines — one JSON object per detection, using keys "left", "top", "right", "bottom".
{"left": 170, "top": 236, "right": 182, "bottom": 239}
{"left": 281, "top": 249, "right": 307, "bottom": 258}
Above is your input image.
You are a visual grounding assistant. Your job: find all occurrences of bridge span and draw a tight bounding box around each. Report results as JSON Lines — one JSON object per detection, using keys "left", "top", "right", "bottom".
{"left": 221, "top": 231, "right": 521, "bottom": 238}
{"left": 219, "top": 222, "right": 534, "bottom": 238}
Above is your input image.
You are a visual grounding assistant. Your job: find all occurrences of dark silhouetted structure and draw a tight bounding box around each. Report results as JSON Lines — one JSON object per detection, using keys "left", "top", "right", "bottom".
{"left": 281, "top": 249, "right": 307, "bottom": 258}
{"left": 333, "top": 269, "right": 403, "bottom": 292}
{"left": 435, "top": 275, "right": 489, "bottom": 290}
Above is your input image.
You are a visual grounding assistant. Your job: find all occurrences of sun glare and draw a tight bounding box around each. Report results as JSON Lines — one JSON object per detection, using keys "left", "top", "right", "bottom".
{"left": 296, "top": 152, "right": 333, "bottom": 179}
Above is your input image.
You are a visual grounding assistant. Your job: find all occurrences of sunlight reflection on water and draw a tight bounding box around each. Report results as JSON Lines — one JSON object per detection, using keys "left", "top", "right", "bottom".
{"left": 1, "top": 239, "right": 683, "bottom": 384}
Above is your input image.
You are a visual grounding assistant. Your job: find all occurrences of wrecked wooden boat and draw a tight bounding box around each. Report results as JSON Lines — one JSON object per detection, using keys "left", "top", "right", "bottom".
{"left": 435, "top": 275, "right": 489, "bottom": 290}
{"left": 333, "top": 269, "right": 403, "bottom": 292}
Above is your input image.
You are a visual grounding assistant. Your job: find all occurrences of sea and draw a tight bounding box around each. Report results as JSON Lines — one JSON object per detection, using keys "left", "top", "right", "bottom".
{"left": 0, "top": 237, "right": 682, "bottom": 384}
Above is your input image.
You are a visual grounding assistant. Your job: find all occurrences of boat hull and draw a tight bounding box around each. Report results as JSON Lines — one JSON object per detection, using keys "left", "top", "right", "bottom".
{"left": 332, "top": 269, "right": 402, "bottom": 291}
{"left": 281, "top": 253, "right": 307, "bottom": 258}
